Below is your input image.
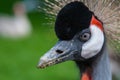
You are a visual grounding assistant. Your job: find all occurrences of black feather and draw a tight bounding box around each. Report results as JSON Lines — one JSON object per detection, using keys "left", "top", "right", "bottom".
{"left": 55, "top": 1, "right": 93, "bottom": 40}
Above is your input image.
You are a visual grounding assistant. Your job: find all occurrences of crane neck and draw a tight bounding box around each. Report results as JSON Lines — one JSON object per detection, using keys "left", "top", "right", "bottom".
{"left": 76, "top": 44, "right": 112, "bottom": 80}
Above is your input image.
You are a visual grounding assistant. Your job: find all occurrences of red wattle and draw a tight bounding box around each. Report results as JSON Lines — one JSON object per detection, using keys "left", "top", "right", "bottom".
{"left": 90, "top": 15, "right": 103, "bottom": 31}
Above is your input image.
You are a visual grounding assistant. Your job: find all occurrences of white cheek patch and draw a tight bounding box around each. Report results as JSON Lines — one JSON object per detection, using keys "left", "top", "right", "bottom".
{"left": 81, "top": 25, "right": 104, "bottom": 59}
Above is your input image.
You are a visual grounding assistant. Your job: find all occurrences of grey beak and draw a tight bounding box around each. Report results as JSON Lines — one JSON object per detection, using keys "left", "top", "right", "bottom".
{"left": 37, "top": 40, "right": 82, "bottom": 69}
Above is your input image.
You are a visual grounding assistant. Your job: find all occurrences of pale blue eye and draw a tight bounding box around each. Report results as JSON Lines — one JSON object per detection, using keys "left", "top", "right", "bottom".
{"left": 80, "top": 33, "right": 90, "bottom": 41}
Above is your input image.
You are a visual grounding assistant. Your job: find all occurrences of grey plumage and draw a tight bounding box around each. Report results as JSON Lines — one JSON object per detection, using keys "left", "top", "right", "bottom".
{"left": 92, "top": 45, "right": 111, "bottom": 80}
{"left": 37, "top": 0, "right": 120, "bottom": 80}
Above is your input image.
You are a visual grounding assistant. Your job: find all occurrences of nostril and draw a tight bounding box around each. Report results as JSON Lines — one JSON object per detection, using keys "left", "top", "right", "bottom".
{"left": 56, "top": 49, "right": 63, "bottom": 54}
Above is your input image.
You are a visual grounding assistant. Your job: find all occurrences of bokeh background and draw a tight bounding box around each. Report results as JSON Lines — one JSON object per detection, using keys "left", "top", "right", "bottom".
{"left": 0, "top": 0, "right": 120, "bottom": 80}
{"left": 0, "top": 0, "right": 78, "bottom": 80}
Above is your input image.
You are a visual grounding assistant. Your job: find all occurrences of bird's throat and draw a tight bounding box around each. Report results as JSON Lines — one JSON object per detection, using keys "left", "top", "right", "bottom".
{"left": 76, "top": 45, "right": 112, "bottom": 80}
{"left": 81, "top": 67, "right": 92, "bottom": 80}
{"left": 76, "top": 60, "right": 93, "bottom": 80}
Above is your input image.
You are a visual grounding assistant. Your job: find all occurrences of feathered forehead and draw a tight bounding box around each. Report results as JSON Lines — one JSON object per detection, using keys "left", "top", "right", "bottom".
{"left": 55, "top": 1, "right": 93, "bottom": 40}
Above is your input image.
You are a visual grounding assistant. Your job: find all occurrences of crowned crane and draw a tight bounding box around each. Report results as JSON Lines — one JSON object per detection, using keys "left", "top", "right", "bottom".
{"left": 37, "top": 1, "right": 120, "bottom": 80}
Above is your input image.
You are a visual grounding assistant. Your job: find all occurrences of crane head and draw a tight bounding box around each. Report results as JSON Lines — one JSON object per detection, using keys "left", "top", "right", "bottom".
{"left": 37, "top": 1, "right": 105, "bottom": 69}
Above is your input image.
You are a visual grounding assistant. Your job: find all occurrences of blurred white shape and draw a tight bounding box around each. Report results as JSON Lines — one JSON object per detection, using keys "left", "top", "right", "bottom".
{"left": 0, "top": 2, "right": 32, "bottom": 39}
{"left": 109, "top": 50, "right": 120, "bottom": 80}
{"left": 111, "top": 59, "right": 120, "bottom": 79}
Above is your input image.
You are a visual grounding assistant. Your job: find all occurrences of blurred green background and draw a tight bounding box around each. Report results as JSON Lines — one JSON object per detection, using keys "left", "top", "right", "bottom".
{"left": 0, "top": 0, "right": 78, "bottom": 80}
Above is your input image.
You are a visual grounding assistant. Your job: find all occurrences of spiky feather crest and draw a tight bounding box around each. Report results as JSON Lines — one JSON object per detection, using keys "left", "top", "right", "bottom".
{"left": 38, "top": 0, "right": 120, "bottom": 53}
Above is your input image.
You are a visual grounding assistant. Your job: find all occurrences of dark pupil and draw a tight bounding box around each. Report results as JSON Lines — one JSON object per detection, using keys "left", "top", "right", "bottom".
{"left": 83, "top": 35, "right": 87, "bottom": 38}
{"left": 81, "top": 33, "right": 90, "bottom": 41}
{"left": 79, "top": 33, "right": 90, "bottom": 42}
